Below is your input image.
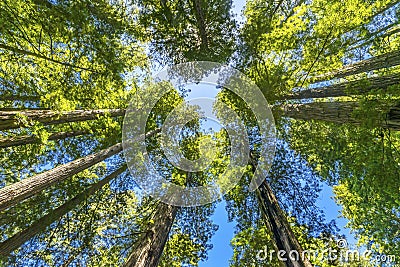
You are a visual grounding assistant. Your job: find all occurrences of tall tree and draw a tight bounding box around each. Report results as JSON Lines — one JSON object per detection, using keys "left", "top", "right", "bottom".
{"left": 284, "top": 74, "right": 400, "bottom": 100}
{"left": 123, "top": 202, "right": 179, "bottom": 267}
{"left": 309, "top": 49, "right": 400, "bottom": 82}
{"left": 0, "top": 165, "right": 127, "bottom": 256}
{"left": 0, "top": 109, "right": 125, "bottom": 131}
{"left": 277, "top": 101, "right": 400, "bottom": 131}
{"left": 286, "top": 119, "right": 400, "bottom": 262}
{"left": 135, "top": 0, "right": 237, "bottom": 64}
{"left": 0, "top": 130, "right": 88, "bottom": 148}
{"left": 256, "top": 180, "right": 313, "bottom": 267}
{"left": 0, "top": 143, "right": 123, "bottom": 211}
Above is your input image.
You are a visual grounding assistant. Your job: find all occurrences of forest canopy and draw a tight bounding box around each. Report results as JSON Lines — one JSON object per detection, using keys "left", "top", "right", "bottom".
{"left": 0, "top": 0, "right": 399, "bottom": 266}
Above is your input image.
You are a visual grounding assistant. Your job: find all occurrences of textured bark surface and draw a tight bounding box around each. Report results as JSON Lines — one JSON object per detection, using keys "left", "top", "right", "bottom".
{"left": 278, "top": 101, "right": 400, "bottom": 131}
{"left": 0, "top": 165, "right": 127, "bottom": 256}
{"left": 0, "top": 109, "right": 126, "bottom": 131}
{"left": 310, "top": 50, "right": 400, "bottom": 82}
{"left": 0, "top": 130, "right": 89, "bottom": 148}
{"left": 0, "top": 143, "right": 123, "bottom": 211}
{"left": 348, "top": 24, "right": 400, "bottom": 52}
{"left": 0, "top": 95, "right": 40, "bottom": 102}
{"left": 192, "top": 0, "right": 209, "bottom": 49}
{"left": 257, "top": 181, "right": 313, "bottom": 267}
{"left": 286, "top": 73, "right": 400, "bottom": 100}
{"left": 123, "top": 202, "right": 178, "bottom": 267}
{"left": 387, "top": 105, "right": 400, "bottom": 129}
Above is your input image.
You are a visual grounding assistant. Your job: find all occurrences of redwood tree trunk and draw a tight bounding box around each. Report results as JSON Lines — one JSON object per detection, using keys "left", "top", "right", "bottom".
{"left": 0, "top": 95, "right": 40, "bottom": 102}
{"left": 0, "top": 165, "right": 127, "bottom": 256}
{"left": 310, "top": 50, "right": 400, "bottom": 82}
{"left": 278, "top": 101, "right": 400, "bottom": 131}
{"left": 0, "top": 143, "right": 123, "bottom": 211}
{"left": 256, "top": 181, "right": 313, "bottom": 267}
{"left": 0, "top": 109, "right": 126, "bottom": 131}
{"left": 286, "top": 73, "right": 400, "bottom": 100}
{"left": 192, "top": 0, "right": 209, "bottom": 50}
{"left": 0, "top": 130, "right": 89, "bottom": 148}
{"left": 123, "top": 202, "right": 178, "bottom": 267}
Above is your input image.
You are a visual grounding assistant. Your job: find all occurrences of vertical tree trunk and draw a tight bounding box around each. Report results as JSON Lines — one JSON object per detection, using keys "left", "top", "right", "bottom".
{"left": 256, "top": 181, "right": 313, "bottom": 267}
{"left": 0, "top": 130, "right": 89, "bottom": 148}
{"left": 123, "top": 202, "right": 178, "bottom": 267}
{"left": 192, "top": 0, "right": 209, "bottom": 50}
{"left": 285, "top": 73, "right": 400, "bottom": 99}
{"left": 249, "top": 156, "right": 312, "bottom": 267}
{"left": 0, "top": 143, "right": 123, "bottom": 211}
{"left": 0, "top": 165, "right": 127, "bottom": 256}
{"left": 0, "top": 109, "right": 126, "bottom": 131}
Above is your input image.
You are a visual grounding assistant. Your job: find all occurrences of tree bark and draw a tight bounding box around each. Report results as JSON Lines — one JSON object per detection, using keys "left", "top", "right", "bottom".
{"left": 123, "top": 202, "right": 178, "bottom": 267}
{"left": 0, "top": 143, "right": 123, "bottom": 211}
{"left": 250, "top": 156, "right": 312, "bottom": 267}
{"left": 310, "top": 50, "right": 400, "bottom": 83}
{"left": 256, "top": 180, "right": 313, "bottom": 267}
{"left": 192, "top": 0, "right": 209, "bottom": 50}
{"left": 0, "top": 95, "right": 41, "bottom": 102}
{"left": 0, "top": 165, "right": 127, "bottom": 256}
{"left": 0, "top": 130, "right": 89, "bottom": 148}
{"left": 278, "top": 101, "right": 400, "bottom": 131}
{"left": 0, "top": 109, "right": 125, "bottom": 131}
{"left": 347, "top": 24, "right": 400, "bottom": 52}
{"left": 286, "top": 73, "right": 400, "bottom": 100}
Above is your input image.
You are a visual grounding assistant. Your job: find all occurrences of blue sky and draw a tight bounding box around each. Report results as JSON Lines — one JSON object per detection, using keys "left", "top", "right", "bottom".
{"left": 193, "top": 1, "right": 356, "bottom": 265}
{"left": 196, "top": 177, "right": 356, "bottom": 266}
{"left": 182, "top": 78, "right": 356, "bottom": 267}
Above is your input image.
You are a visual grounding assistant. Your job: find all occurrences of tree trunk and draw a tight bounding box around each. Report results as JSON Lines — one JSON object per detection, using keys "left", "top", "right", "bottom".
{"left": 0, "top": 95, "right": 40, "bottom": 102}
{"left": 256, "top": 181, "right": 313, "bottom": 267}
{"left": 192, "top": 0, "right": 209, "bottom": 50}
{"left": 0, "top": 165, "right": 127, "bottom": 256}
{"left": 123, "top": 202, "right": 178, "bottom": 267}
{"left": 347, "top": 24, "right": 400, "bottom": 52}
{"left": 310, "top": 50, "right": 400, "bottom": 83}
{"left": 0, "top": 109, "right": 125, "bottom": 131}
{"left": 0, "top": 130, "right": 89, "bottom": 148}
{"left": 0, "top": 143, "right": 123, "bottom": 211}
{"left": 278, "top": 101, "right": 400, "bottom": 131}
{"left": 286, "top": 73, "right": 400, "bottom": 100}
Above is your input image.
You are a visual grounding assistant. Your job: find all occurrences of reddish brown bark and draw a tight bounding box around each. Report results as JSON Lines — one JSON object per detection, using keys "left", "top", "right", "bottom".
{"left": 0, "top": 130, "right": 89, "bottom": 148}
{"left": 123, "top": 202, "right": 178, "bottom": 267}
{"left": 310, "top": 50, "right": 400, "bottom": 83}
{"left": 0, "top": 143, "right": 123, "bottom": 211}
{"left": 286, "top": 74, "right": 400, "bottom": 100}
{"left": 0, "top": 165, "right": 127, "bottom": 256}
{"left": 192, "top": 0, "right": 209, "bottom": 50}
{"left": 256, "top": 180, "right": 313, "bottom": 267}
{"left": 278, "top": 101, "right": 400, "bottom": 131}
{"left": 0, "top": 109, "right": 125, "bottom": 131}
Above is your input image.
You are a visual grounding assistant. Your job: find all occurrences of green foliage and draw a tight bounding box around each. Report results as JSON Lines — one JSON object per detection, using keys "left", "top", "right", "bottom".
{"left": 1, "top": 0, "right": 400, "bottom": 265}
{"left": 134, "top": 0, "right": 237, "bottom": 64}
